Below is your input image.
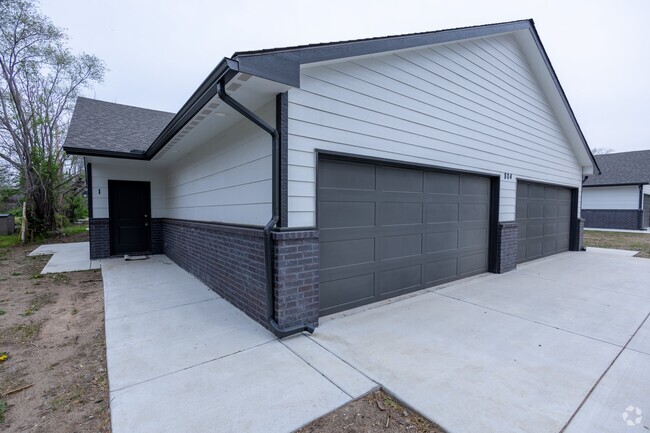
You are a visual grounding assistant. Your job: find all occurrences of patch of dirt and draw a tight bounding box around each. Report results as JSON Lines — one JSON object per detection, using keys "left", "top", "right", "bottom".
{"left": 296, "top": 388, "right": 446, "bottom": 433}
{"left": 584, "top": 231, "right": 650, "bottom": 258}
{"left": 0, "top": 231, "right": 110, "bottom": 432}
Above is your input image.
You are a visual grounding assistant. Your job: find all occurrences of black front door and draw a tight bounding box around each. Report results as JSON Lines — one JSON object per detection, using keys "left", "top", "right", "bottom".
{"left": 108, "top": 180, "right": 151, "bottom": 255}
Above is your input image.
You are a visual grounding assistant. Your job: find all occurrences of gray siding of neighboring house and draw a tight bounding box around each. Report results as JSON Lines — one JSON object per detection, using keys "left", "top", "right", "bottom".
{"left": 581, "top": 185, "right": 646, "bottom": 230}
{"left": 286, "top": 34, "right": 584, "bottom": 228}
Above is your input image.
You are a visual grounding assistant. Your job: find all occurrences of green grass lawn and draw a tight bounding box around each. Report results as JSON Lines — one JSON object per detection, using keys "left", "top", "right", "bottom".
{"left": 584, "top": 230, "right": 650, "bottom": 258}
{"left": 0, "top": 233, "right": 20, "bottom": 249}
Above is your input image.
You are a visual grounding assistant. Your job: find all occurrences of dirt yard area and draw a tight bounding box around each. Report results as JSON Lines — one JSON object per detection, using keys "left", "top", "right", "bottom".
{"left": 297, "top": 389, "right": 446, "bottom": 433}
{"left": 584, "top": 230, "right": 650, "bottom": 258}
{"left": 0, "top": 231, "right": 109, "bottom": 432}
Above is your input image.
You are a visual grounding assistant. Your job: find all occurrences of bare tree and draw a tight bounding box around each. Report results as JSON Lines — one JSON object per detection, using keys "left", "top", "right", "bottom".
{"left": 591, "top": 147, "right": 614, "bottom": 155}
{"left": 0, "top": 0, "right": 105, "bottom": 234}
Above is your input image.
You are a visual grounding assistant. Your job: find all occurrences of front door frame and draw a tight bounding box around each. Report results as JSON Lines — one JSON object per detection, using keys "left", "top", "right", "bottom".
{"left": 108, "top": 180, "right": 152, "bottom": 256}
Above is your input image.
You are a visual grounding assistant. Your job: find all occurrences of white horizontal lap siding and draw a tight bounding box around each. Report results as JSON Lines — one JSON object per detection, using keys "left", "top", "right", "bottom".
{"left": 582, "top": 186, "right": 640, "bottom": 210}
{"left": 91, "top": 161, "right": 166, "bottom": 218}
{"left": 164, "top": 100, "right": 274, "bottom": 225}
{"left": 287, "top": 35, "right": 583, "bottom": 227}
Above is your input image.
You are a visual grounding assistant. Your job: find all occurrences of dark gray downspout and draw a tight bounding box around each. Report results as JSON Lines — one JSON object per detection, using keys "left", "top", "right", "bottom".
{"left": 216, "top": 82, "right": 314, "bottom": 338}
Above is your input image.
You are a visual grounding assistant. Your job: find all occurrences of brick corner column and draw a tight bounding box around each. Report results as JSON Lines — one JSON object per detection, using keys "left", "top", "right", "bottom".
{"left": 576, "top": 217, "right": 585, "bottom": 251}
{"left": 496, "top": 221, "right": 518, "bottom": 274}
{"left": 89, "top": 218, "right": 110, "bottom": 259}
{"left": 273, "top": 230, "right": 320, "bottom": 330}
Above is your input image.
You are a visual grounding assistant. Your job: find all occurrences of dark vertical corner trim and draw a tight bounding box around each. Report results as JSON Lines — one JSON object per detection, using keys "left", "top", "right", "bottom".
{"left": 569, "top": 188, "right": 580, "bottom": 251}
{"left": 277, "top": 92, "right": 289, "bottom": 227}
{"left": 488, "top": 176, "right": 501, "bottom": 273}
{"left": 86, "top": 162, "right": 93, "bottom": 219}
{"left": 639, "top": 185, "right": 644, "bottom": 210}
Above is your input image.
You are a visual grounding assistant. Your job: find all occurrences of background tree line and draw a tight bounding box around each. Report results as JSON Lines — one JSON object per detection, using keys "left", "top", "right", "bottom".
{"left": 0, "top": 0, "right": 105, "bottom": 239}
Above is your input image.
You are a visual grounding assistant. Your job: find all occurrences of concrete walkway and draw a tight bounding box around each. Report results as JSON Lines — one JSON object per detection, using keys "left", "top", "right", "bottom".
{"left": 585, "top": 227, "right": 650, "bottom": 234}
{"left": 102, "top": 256, "right": 375, "bottom": 433}
{"left": 102, "top": 250, "right": 650, "bottom": 433}
{"left": 29, "top": 241, "right": 100, "bottom": 273}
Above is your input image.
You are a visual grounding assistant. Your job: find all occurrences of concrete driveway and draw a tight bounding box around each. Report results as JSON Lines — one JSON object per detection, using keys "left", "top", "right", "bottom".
{"left": 102, "top": 249, "right": 650, "bottom": 433}
{"left": 309, "top": 250, "right": 650, "bottom": 433}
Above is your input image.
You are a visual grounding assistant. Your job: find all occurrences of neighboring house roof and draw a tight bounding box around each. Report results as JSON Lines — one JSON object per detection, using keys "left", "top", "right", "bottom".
{"left": 583, "top": 150, "right": 650, "bottom": 187}
{"left": 65, "top": 97, "right": 175, "bottom": 155}
{"left": 63, "top": 19, "right": 598, "bottom": 173}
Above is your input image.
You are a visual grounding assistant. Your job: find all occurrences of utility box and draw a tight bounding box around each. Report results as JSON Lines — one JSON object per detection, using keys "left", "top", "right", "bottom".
{"left": 0, "top": 214, "right": 15, "bottom": 235}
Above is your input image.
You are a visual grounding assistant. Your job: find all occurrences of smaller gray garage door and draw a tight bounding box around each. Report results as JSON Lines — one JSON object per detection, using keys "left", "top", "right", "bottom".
{"left": 644, "top": 195, "right": 650, "bottom": 228}
{"left": 516, "top": 181, "right": 573, "bottom": 263}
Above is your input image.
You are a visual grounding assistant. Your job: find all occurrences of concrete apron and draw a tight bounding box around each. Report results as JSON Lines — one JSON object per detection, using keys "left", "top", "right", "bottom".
{"left": 101, "top": 255, "right": 376, "bottom": 433}
{"left": 309, "top": 249, "right": 650, "bottom": 433}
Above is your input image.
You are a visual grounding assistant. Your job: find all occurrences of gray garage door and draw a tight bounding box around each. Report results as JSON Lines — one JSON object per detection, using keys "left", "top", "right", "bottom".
{"left": 516, "top": 181, "right": 572, "bottom": 263}
{"left": 644, "top": 195, "right": 650, "bottom": 228}
{"left": 318, "top": 157, "right": 492, "bottom": 316}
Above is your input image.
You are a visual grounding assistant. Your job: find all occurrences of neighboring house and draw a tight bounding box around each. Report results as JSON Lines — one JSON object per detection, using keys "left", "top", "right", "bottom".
{"left": 582, "top": 150, "right": 650, "bottom": 230}
{"left": 63, "top": 20, "right": 599, "bottom": 336}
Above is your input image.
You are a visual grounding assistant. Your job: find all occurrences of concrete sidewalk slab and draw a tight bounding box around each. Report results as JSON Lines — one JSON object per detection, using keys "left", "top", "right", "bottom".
{"left": 438, "top": 271, "right": 650, "bottom": 346}
{"left": 102, "top": 256, "right": 216, "bottom": 319}
{"left": 564, "top": 350, "right": 650, "bottom": 432}
{"left": 628, "top": 318, "right": 650, "bottom": 355}
{"left": 282, "top": 335, "right": 377, "bottom": 399}
{"left": 312, "top": 292, "right": 620, "bottom": 433}
{"left": 106, "top": 297, "right": 274, "bottom": 390}
{"left": 102, "top": 255, "right": 356, "bottom": 433}
{"left": 110, "top": 341, "right": 350, "bottom": 433}
{"left": 29, "top": 242, "right": 100, "bottom": 273}
{"left": 517, "top": 252, "right": 650, "bottom": 299}
{"left": 585, "top": 228, "right": 650, "bottom": 234}
{"left": 585, "top": 246, "right": 639, "bottom": 256}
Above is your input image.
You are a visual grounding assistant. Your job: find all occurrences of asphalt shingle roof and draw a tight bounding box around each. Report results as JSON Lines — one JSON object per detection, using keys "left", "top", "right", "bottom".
{"left": 583, "top": 150, "right": 650, "bottom": 186}
{"left": 64, "top": 97, "right": 175, "bottom": 154}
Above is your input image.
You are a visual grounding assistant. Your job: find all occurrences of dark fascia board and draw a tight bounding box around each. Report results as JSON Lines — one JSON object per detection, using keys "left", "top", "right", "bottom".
{"left": 232, "top": 21, "right": 532, "bottom": 89}
{"left": 234, "top": 20, "right": 531, "bottom": 65}
{"left": 64, "top": 146, "right": 148, "bottom": 160}
{"left": 583, "top": 182, "right": 648, "bottom": 188}
{"left": 64, "top": 57, "right": 240, "bottom": 160}
{"left": 525, "top": 24, "right": 601, "bottom": 175}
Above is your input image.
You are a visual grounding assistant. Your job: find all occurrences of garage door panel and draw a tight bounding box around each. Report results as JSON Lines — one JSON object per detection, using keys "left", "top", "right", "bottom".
{"left": 319, "top": 274, "right": 375, "bottom": 315}
{"left": 381, "top": 202, "right": 423, "bottom": 226}
{"left": 423, "top": 258, "right": 458, "bottom": 284}
{"left": 318, "top": 157, "right": 492, "bottom": 315}
{"left": 425, "top": 203, "right": 459, "bottom": 223}
{"left": 319, "top": 159, "right": 376, "bottom": 190}
{"left": 461, "top": 203, "right": 489, "bottom": 222}
{"left": 380, "top": 234, "right": 422, "bottom": 260}
{"left": 424, "top": 172, "right": 460, "bottom": 194}
{"left": 381, "top": 167, "right": 424, "bottom": 192}
{"left": 424, "top": 231, "right": 458, "bottom": 253}
{"left": 319, "top": 201, "right": 375, "bottom": 229}
{"left": 461, "top": 176, "right": 491, "bottom": 196}
{"left": 516, "top": 181, "right": 573, "bottom": 263}
{"left": 320, "top": 238, "right": 375, "bottom": 270}
{"left": 379, "top": 265, "right": 422, "bottom": 295}
{"left": 459, "top": 227, "right": 489, "bottom": 248}
{"left": 459, "top": 251, "right": 488, "bottom": 275}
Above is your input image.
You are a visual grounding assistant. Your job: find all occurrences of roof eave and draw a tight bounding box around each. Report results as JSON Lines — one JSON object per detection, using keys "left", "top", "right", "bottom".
{"left": 64, "top": 146, "right": 147, "bottom": 160}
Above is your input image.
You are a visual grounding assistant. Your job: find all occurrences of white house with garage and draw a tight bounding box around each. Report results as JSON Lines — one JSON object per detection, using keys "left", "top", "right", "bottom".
{"left": 582, "top": 150, "right": 650, "bottom": 230}
{"left": 64, "top": 19, "right": 598, "bottom": 336}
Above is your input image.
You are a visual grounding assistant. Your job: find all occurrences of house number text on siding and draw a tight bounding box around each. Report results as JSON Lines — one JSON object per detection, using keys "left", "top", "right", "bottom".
{"left": 503, "top": 173, "right": 513, "bottom": 180}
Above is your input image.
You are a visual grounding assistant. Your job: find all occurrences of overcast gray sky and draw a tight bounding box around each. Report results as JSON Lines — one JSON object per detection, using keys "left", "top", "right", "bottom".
{"left": 41, "top": 0, "right": 649, "bottom": 153}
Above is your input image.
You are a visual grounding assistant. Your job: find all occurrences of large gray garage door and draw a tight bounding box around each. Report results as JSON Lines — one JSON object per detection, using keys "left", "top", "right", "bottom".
{"left": 516, "top": 181, "right": 572, "bottom": 263}
{"left": 318, "top": 157, "right": 492, "bottom": 316}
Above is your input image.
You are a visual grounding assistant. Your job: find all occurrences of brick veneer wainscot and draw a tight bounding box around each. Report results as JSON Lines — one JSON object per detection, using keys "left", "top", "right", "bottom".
{"left": 582, "top": 209, "right": 643, "bottom": 230}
